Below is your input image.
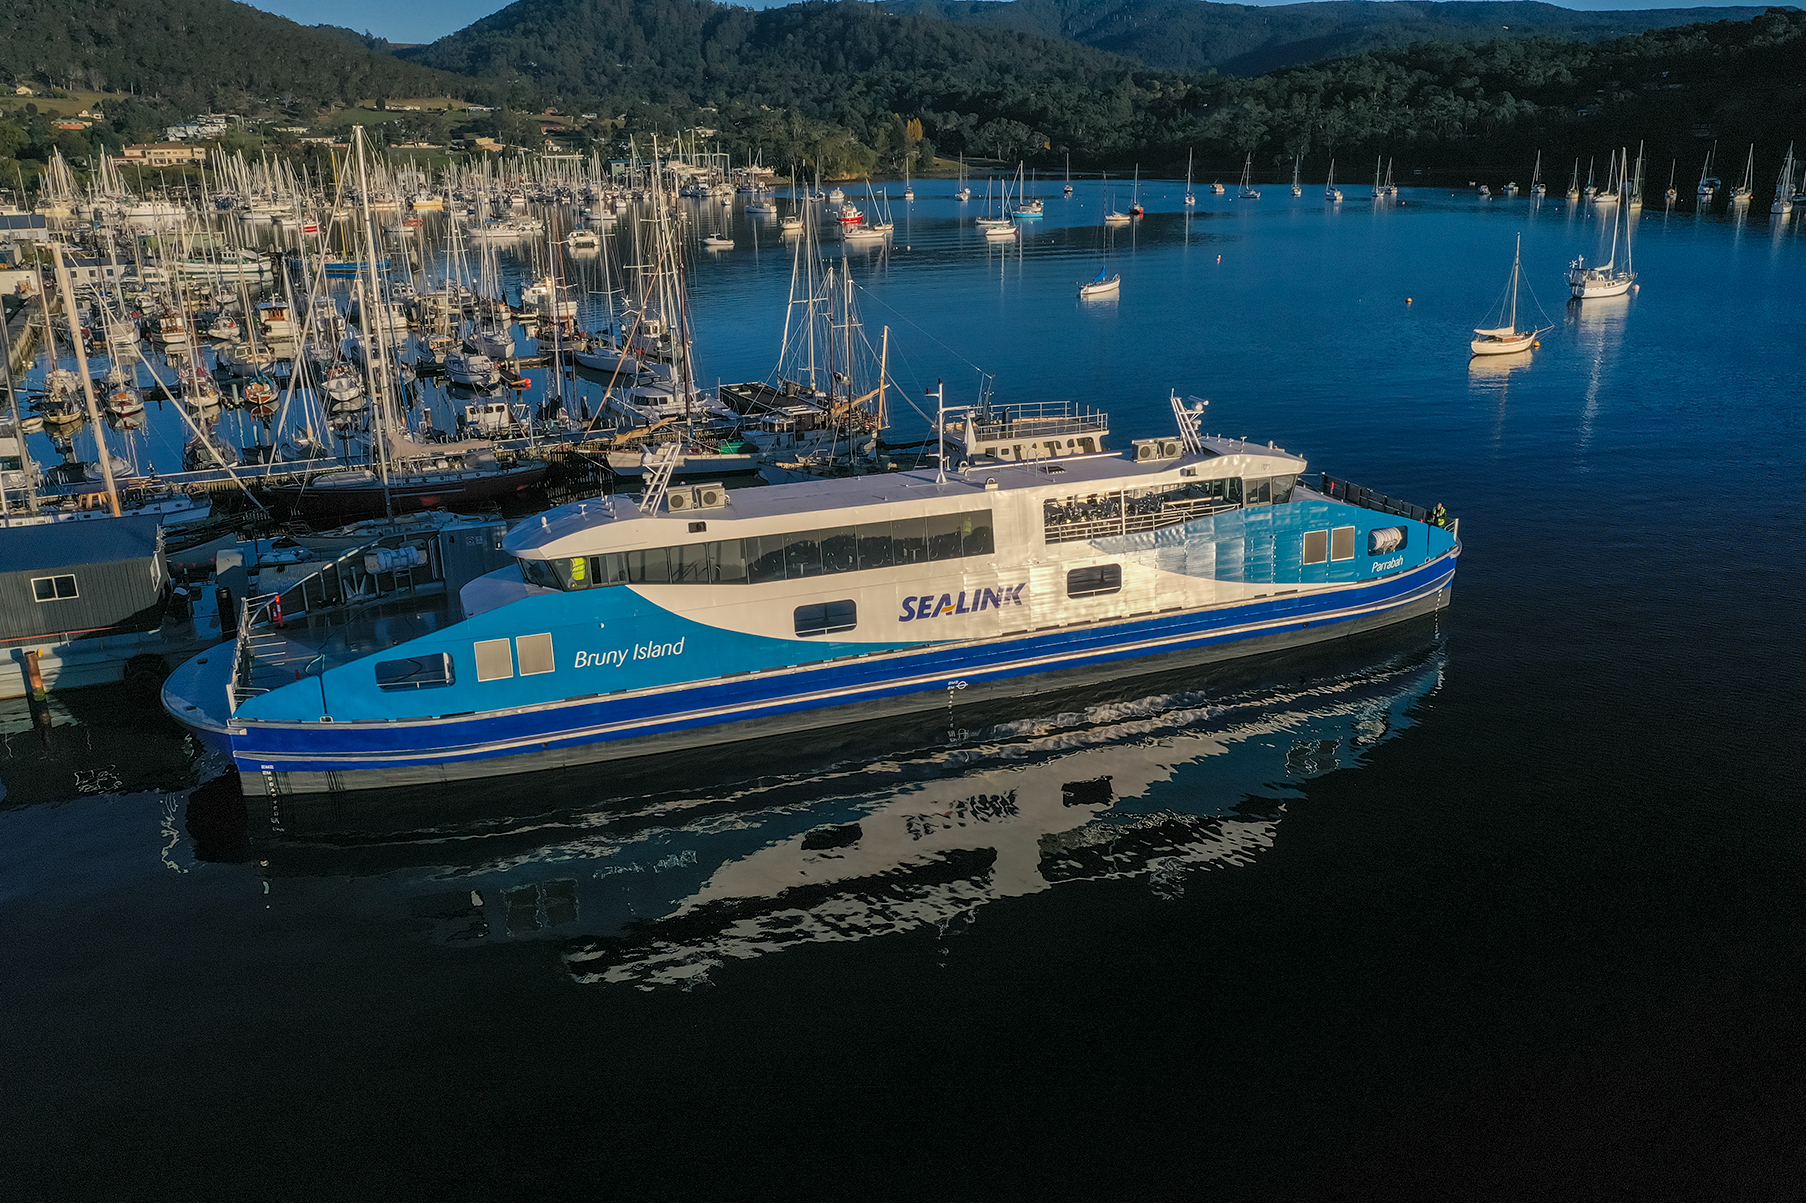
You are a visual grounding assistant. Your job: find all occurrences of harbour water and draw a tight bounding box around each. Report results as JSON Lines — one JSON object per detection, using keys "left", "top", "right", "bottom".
{"left": 4, "top": 182, "right": 1804, "bottom": 1197}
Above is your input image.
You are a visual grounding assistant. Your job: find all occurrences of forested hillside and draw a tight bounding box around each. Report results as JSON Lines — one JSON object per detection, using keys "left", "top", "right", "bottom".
{"left": 0, "top": 0, "right": 472, "bottom": 115}
{"left": 883, "top": 0, "right": 1770, "bottom": 76}
{"left": 398, "top": 0, "right": 1806, "bottom": 190}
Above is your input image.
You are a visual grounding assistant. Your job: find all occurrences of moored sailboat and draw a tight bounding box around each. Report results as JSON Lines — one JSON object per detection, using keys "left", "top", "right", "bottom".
{"left": 1471, "top": 235, "right": 1551, "bottom": 356}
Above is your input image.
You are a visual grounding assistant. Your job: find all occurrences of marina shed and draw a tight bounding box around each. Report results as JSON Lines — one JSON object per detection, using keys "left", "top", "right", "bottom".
{"left": 0, "top": 517, "right": 168, "bottom": 642}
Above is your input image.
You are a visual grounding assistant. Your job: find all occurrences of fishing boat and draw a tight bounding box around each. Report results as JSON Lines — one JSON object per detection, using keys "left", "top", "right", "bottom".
{"left": 1470, "top": 236, "right": 1550, "bottom": 356}
{"left": 164, "top": 394, "right": 1462, "bottom": 796}
{"left": 1569, "top": 160, "right": 1637, "bottom": 299}
{"left": 1237, "top": 154, "right": 1260, "bottom": 200}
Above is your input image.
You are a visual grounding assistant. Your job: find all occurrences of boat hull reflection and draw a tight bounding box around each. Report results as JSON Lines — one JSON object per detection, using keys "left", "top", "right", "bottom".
{"left": 232, "top": 619, "right": 1448, "bottom": 987}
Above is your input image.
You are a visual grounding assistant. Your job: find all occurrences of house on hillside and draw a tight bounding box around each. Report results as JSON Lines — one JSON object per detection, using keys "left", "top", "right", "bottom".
{"left": 122, "top": 143, "right": 206, "bottom": 167}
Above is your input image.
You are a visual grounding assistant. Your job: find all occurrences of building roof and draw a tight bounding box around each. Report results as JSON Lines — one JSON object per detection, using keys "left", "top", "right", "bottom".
{"left": 0, "top": 515, "right": 162, "bottom": 574}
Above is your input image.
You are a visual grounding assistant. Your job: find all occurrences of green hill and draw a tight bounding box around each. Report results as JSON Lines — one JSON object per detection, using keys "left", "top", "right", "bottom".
{"left": 881, "top": 0, "right": 1773, "bottom": 76}
{"left": 0, "top": 0, "right": 473, "bottom": 114}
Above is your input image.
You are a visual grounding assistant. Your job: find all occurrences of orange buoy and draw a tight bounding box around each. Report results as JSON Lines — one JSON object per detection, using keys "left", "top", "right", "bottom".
{"left": 1406, "top": 297, "right": 1413, "bottom": 305}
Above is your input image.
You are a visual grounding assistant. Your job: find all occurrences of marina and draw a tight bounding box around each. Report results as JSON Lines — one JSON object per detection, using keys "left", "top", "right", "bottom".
{"left": 5, "top": 144, "right": 1805, "bottom": 1199}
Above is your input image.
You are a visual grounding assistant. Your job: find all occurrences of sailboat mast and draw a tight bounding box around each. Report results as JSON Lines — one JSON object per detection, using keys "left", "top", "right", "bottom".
{"left": 349, "top": 125, "right": 394, "bottom": 521}
{"left": 1509, "top": 235, "right": 1520, "bottom": 331}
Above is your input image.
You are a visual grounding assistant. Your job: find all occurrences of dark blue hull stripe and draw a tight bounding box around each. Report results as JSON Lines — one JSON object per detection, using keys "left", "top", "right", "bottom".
{"left": 232, "top": 553, "right": 1457, "bottom": 773}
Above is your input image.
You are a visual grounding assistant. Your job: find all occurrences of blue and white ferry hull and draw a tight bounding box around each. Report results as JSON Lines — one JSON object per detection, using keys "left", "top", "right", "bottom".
{"left": 166, "top": 438, "right": 1460, "bottom": 797}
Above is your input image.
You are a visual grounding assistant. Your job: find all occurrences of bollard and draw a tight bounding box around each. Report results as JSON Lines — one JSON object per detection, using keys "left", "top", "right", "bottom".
{"left": 23, "top": 650, "right": 53, "bottom": 746}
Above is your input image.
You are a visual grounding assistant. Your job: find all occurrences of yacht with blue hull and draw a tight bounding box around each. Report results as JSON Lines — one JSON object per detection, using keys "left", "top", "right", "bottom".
{"left": 165, "top": 400, "right": 1460, "bottom": 796}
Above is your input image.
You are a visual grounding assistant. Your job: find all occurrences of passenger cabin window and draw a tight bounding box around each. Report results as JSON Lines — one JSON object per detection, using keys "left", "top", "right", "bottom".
{"left": 515, "top": 509, "right": 995, "bottom": 592}
{"left": 1302, "top": 530, "right": 1329, "bottom": 565}
{"left": 1044, "top": 480, "right": 1250, "bottom": 544}
{"left": 1067, "top": 564, "right": 1123, "bottom": 598}
{"left": 795, "top": 600, "right": 857, "bottom": 637}
{"left": 374, "top": 653, "right": 455, "bottom": 691}
{"left": 31, "top": 575, "right": 78, "bottom": 602}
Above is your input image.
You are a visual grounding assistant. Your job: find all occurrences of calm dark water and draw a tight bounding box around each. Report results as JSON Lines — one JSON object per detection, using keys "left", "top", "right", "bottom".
{"left": 4, "top": 183, "right": 1805, "bottom": 1200}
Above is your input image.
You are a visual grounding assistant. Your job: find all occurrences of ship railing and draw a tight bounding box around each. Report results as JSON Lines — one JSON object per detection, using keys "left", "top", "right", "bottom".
{"left": 1313, "top": 473, "right": 1454, "bottom": 530}
{"left": 1044, "top": 495, "right": 1240, "bottom": 545}
{"left": 960, "top": 401, "right": 1110, "bottom": 446}
{"left": 225, "top": 537, "right": 449, "bottom": 714}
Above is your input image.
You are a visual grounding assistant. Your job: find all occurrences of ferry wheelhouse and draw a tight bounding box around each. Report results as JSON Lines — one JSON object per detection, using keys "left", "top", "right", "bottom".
{"left": 165, "top": 400, "right": 1459, "bottom": 796}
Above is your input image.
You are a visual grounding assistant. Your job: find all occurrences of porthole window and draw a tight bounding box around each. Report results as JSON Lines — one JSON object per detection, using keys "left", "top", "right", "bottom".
{"left": 795, "top": 600, "right": 857, "bottom": 637}
{"left": 374, "top": 653, "right": 455, "bottom": 691}
{"left": 1067, "top": 564, "right": 1123, "bottom": 598}
{"left": 1368, "top": 526, "right": 1408, "bottom": 555}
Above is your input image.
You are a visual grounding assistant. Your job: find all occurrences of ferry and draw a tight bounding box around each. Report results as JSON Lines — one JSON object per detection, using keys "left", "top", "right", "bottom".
{"left": 164, "top": 399, "right": 1460, "bottom": 796}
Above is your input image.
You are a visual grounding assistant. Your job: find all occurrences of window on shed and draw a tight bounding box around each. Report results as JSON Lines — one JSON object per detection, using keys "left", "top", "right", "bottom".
{"left": 1330, "top": 526, "right": 1357, "bottom": 561}
{"left": 794, "top": 599, "right": 857, "bottom": 637}
{"left": 1067, "top": 564, "right": 1123, "bottom": 598}
{"left": 374, "top": 653, "right": 455, "bottom": 691}
{"left": 31, "top": 575, "right": 78, "bottom": 602}
{"left": 516, "top": 633, "right": 556, "bottom": 676}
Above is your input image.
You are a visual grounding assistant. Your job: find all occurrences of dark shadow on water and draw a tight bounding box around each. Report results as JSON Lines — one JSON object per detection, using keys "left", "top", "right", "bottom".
{"left": 224, "top": 614, "right": 1452, "bottom": 986}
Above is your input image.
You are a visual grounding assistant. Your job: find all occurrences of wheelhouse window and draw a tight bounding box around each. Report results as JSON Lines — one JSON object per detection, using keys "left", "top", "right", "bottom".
{"left": 1067, "top": 564, "right": 1123, "bottom": 598}
{"left": 31, "top": 575, "right": 78, "bottom": 602}
{"left": 374, "top": 653, "right": 455, "bottom": 691}
{"left": 795, "top": 600, "right": 857, "bottom": 637}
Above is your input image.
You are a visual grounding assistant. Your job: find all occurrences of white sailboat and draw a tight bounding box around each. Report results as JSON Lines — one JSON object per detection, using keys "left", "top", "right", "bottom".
{"left": 1569, "top": 157, "right": 1637, "bottom": 299}
{"left": 1080, "top": 197, "right": 1121, "bottom": 298}
{"left": 1237, "top": 153, "right": 1260, "bottom": 199}
{"left": 1471, "top": 236, "right": 1551, "bottom": 356}
{"left": 1184, "top": 150, "right": 1196, "bottom": 207}
{"left": 1324, "top": 160, "right": 1342, "bottom": 203}
{"left": 1531, "top": 152, "right": 1546, "bottom": 198}
{"left": 1772, "top": 143, "right": 1795, "bottom": 215}
{"left": 1697, "top": 145, "right": 1719, "bottom": 203}
{"left": 1291, "top": 154, "right": 1303, "bottom": 197}
{"left": 1665, "top": 160, "right": 1678, "bottom": 206}
{"left": 1102, "top": 171, "right": 1131, "bottom": 224}
{"left": 1064, "top": 153, "right": 1073, "bottom": 197}
{"left": 1730, "top": 144, "right": 1755, "bottom": 204}
{"left": 1372, "top": 156, "right": 1385, "bottom": 201}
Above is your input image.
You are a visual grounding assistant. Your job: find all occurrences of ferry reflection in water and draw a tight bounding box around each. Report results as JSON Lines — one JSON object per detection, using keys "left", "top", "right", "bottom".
{"left": 217, "top": 621, "right": 1445, "bottom": 989}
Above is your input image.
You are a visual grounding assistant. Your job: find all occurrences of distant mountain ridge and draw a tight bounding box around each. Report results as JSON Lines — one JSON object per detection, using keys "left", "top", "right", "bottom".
{"left": 880, "top": 0, "right": 1773, "bottom": 74}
